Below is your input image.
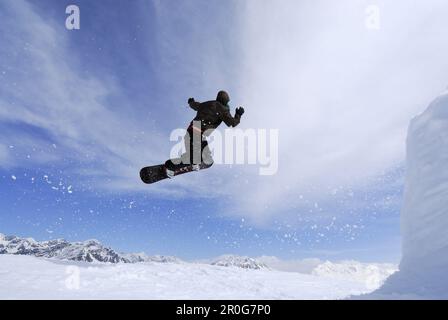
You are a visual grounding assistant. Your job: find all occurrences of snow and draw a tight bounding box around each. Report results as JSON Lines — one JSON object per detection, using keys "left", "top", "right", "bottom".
{"left": 257, "top": 256, "right": 322, "bottom": 274}
{"left": 0, "top": 255, "right": 389, "bottom": 300}
{"left": 0, "top": 233, "right": 397, "bottom": 299}
{"left": 369, "top": 92, "right": 448, "bottom": 299}
{"left": 257, "top": 256, "right": 397, "bottom": 291}
{"left": 312, "top": 261, "right": 397, "bottom": 291}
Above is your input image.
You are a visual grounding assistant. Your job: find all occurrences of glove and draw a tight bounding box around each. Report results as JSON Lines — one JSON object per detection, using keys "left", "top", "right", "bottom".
{"left": 188, "top": 98, "right": 195, "bottom": 106}
{"left": 235, "top": 107, "right": 245, "bottom": 116}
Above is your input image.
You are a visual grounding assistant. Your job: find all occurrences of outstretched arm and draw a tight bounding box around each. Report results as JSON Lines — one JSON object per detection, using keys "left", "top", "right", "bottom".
{"left": 221, "top": 106, "right": 244, "bottom": 127}
{"left": 188, "top": 98, "right": 201, "bottom": 111}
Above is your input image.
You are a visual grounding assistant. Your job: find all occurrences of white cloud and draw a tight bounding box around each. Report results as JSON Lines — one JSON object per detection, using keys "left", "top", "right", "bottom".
{"left": 0, "top": 1, "right": 243, "bottom": 197}
{"left": 0, "top": 1, "right": 174, "bottom": 193}
{"left": 221, "top": 0, "right": 448, "bottom": 222}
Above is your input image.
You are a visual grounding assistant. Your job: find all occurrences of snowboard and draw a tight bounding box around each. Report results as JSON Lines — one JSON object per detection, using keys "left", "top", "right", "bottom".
{"left": 140, "top": 163, "right": 207, "bottom": 184}
{"left": 139, "top": 164, "right": 168, "bottom": 184}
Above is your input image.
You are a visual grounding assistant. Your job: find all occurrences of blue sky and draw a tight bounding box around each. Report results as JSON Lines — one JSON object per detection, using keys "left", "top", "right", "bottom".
{"left": 1, "top": 0, "right": 448, "bottom": 262}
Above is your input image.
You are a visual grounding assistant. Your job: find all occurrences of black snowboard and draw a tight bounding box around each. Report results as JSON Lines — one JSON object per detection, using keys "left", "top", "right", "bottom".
{"left": 140, "top": 163, "right": 203, "bottom": 184}
{"left": 139, "top": 165, "right": 168, "bottom": 184}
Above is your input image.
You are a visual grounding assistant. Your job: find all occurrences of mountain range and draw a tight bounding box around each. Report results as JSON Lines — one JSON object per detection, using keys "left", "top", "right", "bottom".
{"left": 0, "top": 233, "right": 267, "bottom": 269}
{"left": 0, "top": 233, "right": 180, "bottom": 264}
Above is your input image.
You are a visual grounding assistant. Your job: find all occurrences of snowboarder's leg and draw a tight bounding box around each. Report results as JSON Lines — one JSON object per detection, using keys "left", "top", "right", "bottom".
{"left": 164, "top": 129, "right": 213, "bottom": 177}
{"left": 164, "top": 130, "right": 194, "bottom": 176}
{"left": 199, "top": 139, "right": 213, "bottom": 170}
{"left": 190, "top": 131, "right": 213, "bottom": 171}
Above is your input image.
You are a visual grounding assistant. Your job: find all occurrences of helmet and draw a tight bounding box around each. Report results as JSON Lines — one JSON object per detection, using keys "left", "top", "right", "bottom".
{"left": 216, "top": 90, "right": 230, "bottom": 105}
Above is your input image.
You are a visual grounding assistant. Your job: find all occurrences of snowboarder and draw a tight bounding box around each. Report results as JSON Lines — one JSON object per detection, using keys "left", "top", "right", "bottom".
{"left": 140, "top": 90, "right": 245, "bottom": 184}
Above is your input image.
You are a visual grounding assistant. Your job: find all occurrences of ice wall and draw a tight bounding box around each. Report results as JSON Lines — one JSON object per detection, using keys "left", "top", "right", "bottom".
{"left": 375, "top": 92, "right": 448, "bottom": 299}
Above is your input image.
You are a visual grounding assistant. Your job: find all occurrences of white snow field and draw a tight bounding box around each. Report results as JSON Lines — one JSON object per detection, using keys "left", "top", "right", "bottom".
{"left": 369, "top": 92, "right": 448, "bottom": 299}
{"left": 0, "top": 255, "right": 394, "bottom": 300}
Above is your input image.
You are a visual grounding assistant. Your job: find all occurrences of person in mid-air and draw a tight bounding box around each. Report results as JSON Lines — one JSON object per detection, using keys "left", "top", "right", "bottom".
{"left": 164, "top": 90, "right": 245, "bottom": 178}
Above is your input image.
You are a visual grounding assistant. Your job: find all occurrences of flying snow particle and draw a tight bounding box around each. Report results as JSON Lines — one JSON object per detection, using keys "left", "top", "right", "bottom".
{"left": 11, "top": 175, "right": 17, "bottom": 181}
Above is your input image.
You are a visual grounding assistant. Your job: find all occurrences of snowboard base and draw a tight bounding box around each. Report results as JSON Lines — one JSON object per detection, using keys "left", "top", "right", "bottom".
{"left": 140, "top": 163, "right": 211, "bottom": 185}
{"left": 140, "top": 165, "right": 167, "bottom": 184}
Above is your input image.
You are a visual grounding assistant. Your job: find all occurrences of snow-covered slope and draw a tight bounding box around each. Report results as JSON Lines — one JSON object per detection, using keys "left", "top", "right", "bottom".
{"left": 372, "top": 92, "right": 448, "bottom": 299}
{"left": 0, "top": 235, "right": 397, "bottom": 299}
{"left": 256, "top": 256, "right": 322, "bottom": 273}
{"left": 210, "top": 255, "right": 269, "bottom": 270}
{"left": 312, "top": 261, "right": 397, "bottom": 291}
{"left": 0, "top": 233, "right": 178, "bottom": 264}
{"left": 0, "top": 255, "right": 382, "bottom": 300}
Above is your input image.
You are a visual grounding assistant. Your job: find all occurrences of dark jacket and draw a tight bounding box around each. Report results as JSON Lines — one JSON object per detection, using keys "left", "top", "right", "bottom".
{"left": 188, "top": 100, "right": 241, "bottom": 135}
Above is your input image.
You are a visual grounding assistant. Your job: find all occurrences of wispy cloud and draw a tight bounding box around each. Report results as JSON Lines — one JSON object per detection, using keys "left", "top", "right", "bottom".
{"left": 0, "top": 1, "right": 174, "bottom": 193}
{"left": 1, "top": 0, "right": 447, "bottom": 228}
{"left": 223, "top": 0, "right": 448, "bottom": 222}
{"left": 0, "top": 0, "right": 244, "bottom": 197}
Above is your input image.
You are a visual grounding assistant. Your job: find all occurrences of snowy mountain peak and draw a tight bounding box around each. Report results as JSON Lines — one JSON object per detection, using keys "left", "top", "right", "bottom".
{"left": 82, "top": 239, "right": 102, "bottom": 245}
{"left": 0, "top": 233, "right": 180, "bottom": 264}
{"left": 56, "top": 240, "right": 126, "bottom": 263}
{"left": 210, "top": 255, "right": 269, "bottom": 270}
{"left": 0, "top": 234, "right": 7, "bottom": 247}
